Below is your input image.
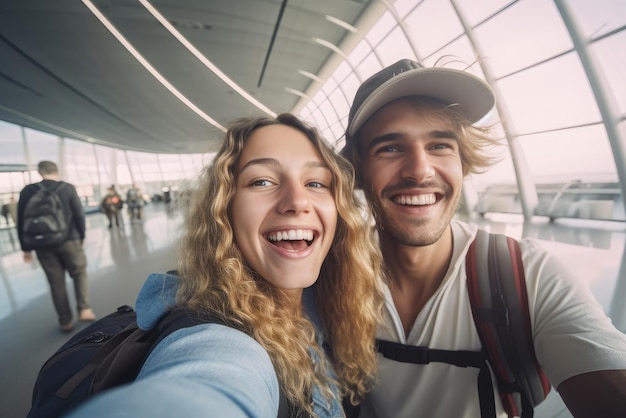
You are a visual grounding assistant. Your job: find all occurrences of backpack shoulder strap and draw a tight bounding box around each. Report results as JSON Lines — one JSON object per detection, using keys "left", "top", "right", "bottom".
{"left": 466, "top": 230, "right": 551, "bottom": 418}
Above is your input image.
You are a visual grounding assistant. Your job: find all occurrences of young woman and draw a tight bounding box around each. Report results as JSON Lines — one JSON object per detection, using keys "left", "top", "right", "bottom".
{"left": 66, "top": 114, "right": 385, "bottom": 418}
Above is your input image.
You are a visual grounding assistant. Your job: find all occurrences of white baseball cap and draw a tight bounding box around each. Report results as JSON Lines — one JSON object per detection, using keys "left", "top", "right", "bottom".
{"left": 345, "top": 59, "right": 496, "bottom": 139}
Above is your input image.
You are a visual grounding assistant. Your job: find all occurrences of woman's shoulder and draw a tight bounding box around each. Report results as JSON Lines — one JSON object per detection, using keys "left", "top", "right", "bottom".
{"left": 135, "top": 272, "right": 179, "bottom": 329}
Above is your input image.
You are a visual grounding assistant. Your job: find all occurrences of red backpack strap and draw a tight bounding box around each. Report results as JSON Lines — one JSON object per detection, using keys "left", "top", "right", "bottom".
{"left": 466, "top": 230, "right": 551, "bottom": 418}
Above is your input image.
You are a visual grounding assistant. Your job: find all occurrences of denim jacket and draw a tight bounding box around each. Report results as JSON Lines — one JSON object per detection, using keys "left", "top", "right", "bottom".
{"left": 65, "top": 273, "right": 344, "bottom": 418}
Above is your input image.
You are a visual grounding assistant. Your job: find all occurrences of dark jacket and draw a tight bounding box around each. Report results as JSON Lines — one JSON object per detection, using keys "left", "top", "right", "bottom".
{"left": 17, "top": 179, "right": 86, "bottom": 251}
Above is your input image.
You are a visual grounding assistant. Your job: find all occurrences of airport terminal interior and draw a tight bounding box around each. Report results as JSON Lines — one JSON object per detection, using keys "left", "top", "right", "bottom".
{"left": 0, "top": 0, "right": 625, "bottom": 417}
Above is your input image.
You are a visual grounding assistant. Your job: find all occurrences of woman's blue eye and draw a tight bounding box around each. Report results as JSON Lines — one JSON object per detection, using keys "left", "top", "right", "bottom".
{"left": 307, "top": 181, "right": 325, "bottom": 188}
{"left": 252, "top": 179, "right": 271, "bottom": 187}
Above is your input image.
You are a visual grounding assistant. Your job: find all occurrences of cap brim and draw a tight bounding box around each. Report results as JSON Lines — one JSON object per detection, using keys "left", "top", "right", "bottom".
{"left": 348, "top": 68, "right": 495, "bottom": 137}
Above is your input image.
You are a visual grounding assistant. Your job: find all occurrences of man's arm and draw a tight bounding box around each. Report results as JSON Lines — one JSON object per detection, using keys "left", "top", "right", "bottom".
{"left": 66, "top": 184, "right": 86, "bottom": 239}
{"left": 558, "top": 370, "right": 626, "bottom": 418}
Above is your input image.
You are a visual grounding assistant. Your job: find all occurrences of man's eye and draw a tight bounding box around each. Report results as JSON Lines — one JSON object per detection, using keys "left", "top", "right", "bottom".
{"left": 376, "top": 145, "right": 399, "bottom": 153}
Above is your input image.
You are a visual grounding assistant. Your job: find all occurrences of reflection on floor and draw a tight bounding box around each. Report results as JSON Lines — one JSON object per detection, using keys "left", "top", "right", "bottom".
{"left": 0, "top": 205, "right": 623, "bottom": 418}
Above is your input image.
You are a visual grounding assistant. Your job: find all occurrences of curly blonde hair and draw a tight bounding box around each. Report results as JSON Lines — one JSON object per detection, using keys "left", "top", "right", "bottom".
{"left": 342, "top": 96, "right": 502, "bottom": 186}
{"left": 176, "top": 113, "right": 384, "bottom": 416}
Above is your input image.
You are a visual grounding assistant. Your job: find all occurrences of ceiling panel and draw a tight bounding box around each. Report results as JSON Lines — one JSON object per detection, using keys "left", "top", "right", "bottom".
{"left": 0, "top": 0, "right": 375, "bottom": 154}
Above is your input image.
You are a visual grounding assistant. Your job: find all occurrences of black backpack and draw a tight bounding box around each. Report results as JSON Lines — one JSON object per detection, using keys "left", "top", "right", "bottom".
{"left": 375, "top": 231, "right": 550, "bottom": 418}
{"left": 22, "top": 182, "right": 68, "bottom": 248}
{"left": 28, "top": 305, "right": 296, "bottom": 418}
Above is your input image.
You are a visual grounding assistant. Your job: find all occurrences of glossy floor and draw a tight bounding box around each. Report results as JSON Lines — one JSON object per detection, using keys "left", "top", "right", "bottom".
{"left": 0, "top": 204, "right": 624, "bottom": 418}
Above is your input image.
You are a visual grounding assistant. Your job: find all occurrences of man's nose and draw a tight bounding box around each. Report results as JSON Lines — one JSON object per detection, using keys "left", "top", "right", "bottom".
{"left": 401, "top": 147, "right": 435, "bottom": 183}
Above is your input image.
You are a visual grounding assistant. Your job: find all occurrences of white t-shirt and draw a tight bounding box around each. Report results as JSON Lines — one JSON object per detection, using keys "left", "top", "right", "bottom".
{"left": 360, "top": 220, "right": 626, "bottom": 418}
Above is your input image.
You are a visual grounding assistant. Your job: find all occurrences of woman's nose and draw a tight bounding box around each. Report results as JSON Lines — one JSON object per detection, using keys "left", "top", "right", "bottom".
{"left": 277, "top": 181, "right": 310, "bottom": 214}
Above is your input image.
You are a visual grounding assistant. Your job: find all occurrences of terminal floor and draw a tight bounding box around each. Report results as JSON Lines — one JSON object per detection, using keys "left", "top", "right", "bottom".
{"left": 0, "top": 204, "right": 624, "bottom": 418}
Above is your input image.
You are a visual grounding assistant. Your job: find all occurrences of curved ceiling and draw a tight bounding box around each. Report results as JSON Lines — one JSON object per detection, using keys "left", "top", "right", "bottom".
{"left": 0, "top": 0, "right": 375, "bottom": 154}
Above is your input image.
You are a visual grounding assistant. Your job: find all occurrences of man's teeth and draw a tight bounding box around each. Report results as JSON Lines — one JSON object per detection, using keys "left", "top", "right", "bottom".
{"left": 267, "top": 229, "right": 314, "bottom": 242}
{"left": 394, "top": 194, "right": 436, "bottom": 206}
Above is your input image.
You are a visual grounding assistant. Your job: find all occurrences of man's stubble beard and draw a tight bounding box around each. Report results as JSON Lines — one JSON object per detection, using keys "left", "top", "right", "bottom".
{"left": 365, "top": 184, "right": 461, "bottom": 248}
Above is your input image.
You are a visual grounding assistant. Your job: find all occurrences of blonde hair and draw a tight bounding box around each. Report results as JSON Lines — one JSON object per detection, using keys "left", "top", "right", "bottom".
{"left": 342, "top": 96, "right": 502, "bottom": 186}
{"left": 177, "top": 114, "right": 384, "bottom": 415}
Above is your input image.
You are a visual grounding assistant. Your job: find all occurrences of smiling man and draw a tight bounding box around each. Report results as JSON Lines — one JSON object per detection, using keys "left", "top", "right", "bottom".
{"left": 341, "top": 59, "right": 626, "bottom": 418}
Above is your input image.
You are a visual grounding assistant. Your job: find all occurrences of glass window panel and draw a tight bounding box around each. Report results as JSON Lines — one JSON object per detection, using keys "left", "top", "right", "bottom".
{"left": 404, "top": 0, "right": 463, "bottom": 59}
{"left": 321, "top": 128, "right": 333, "bottom": 144}
{"left": 469, "top": 153, "right": 517, "bottom": 192}
{"left": 467, "top": 122, "right": 515, "bottom": 191}
{"left": 474, "top": 0, "right": 572, "bottom": 77}
{"left": 158, "top": 154, "right": 186, "bottom": 181}
{"left": 328, "top": 120, "right": 346, "bottom": 144}
{"left": 126, "top": 151, "right": 162, "bottom": 183}
{"left": 93, "top": 145, "right": 116, "bottom": 188}
{"left": 301, "top": 114, "right": 317, "bottom": 128}
{"left": 319, "top": 100, "right": 339, "bottom": 126}
{"left": 354, "top": 52, "right": 383, "bottom": 82}
{"left": 326, "top": 89, "right": 348, "bottom": 122}
{"left": 336, "top": 73, "right": 361, "bottom": 116}
{"left": 0, "top": 172, "right": 28, "bottom": 196}
{"left": 300, "top": 102, "right": 316, "bottom": 121}
{"left": 520, "top": 125, "right": 617, "bottom": 182}
{"left": 116, "top": 149, "right": 133, "bottom": 187}
{"left": 519, "top": 124, "right": 616, "bottom": 183}
{"left": 188, "top": 154, "right": 204, "bottom": 174}
{"left": 177, "top": 155, "right": 191, "bottom": 178}
{"left": 347, "top": 39, "right": 373, "bottom": 68}
{"left": 178, "top": 155, "right": 200, "bottom": 179}
{"left": 312, "top": 89, "right": 326, "bottom": 106}
{"left": 65, "top": 139, "right": 97, "bottom": 184}
{"left": 422, "top": 36, "right": 484, "bottom": 75}
{"left": 331, "top": 61, "right": 352, "bottom": 83}
{"left": 365, "top": 11, "right": 396, "bottom": 46}
{"left": 590, "top": 30, "right": 626, "bottom": 116}
{"left": 376, "top": 26, "right": 414, "bottom": 67}
{"left": 393, "top": 0, "right": 418, "bottom": 19}
{"left": 570, "top": 0, "right": 626, "bottom": 39}
{"left": 497, "top": 54, "right": 601, "bottom": 133}
{"left": 64, "top": 139, "right": 98, "bottom": 204}
{"left": 310, "top": 109, "right": 328, "bottom": 132}
{"left": 322, "top": 76, "right": 338, "bottom": 95}
{"left": 0, "top": 121, "right": 25, "bottom": 165}
{"left": 24, "top": 129, "right": 59, "bottom": 170}
{"left": 455, "top": 0, "right": 514, "bottom": 27}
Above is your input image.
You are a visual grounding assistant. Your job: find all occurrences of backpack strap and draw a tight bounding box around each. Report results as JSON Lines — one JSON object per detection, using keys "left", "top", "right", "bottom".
{"left": 375, "top": 339, "right": 497, "bottom": 418}
{"left": 466, "top": 230, "right": 551, "bottom": 418}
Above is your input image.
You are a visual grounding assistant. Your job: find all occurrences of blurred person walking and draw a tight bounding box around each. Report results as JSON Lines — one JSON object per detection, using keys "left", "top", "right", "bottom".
{"left": 100, "top": 185, "right": 123, "bottom": 228}
{"left": 17, "top": 161, "right": 95, "bottom": 332}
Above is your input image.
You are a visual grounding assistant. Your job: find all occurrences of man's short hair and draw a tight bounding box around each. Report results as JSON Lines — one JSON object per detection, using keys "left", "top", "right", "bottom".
{"left": 37, "top": 161, "right": 59, "bottom": 175}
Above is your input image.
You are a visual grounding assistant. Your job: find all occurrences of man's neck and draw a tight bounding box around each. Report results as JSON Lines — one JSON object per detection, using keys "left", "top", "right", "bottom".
{"left": 41, "top": 174, "right": 60, "bottom": 181}
{"left": 380, "top": 226, "right": 454, "bottom": 336}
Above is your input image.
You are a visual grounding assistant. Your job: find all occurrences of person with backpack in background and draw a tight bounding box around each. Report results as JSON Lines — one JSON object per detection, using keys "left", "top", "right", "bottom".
{"left": 60, "top": 114, "right": 385, "bottom": 418}
{"left": 17, "top": 161, "right": 95, "bottom": 333}
{"left": 125, "top": 183, "right": 143, "bottom": 221}
{"left": 100, "top": 185, "right": 123, "bottom": 228}
{"left": 340, "top": 59, "right": 626, "bottom": 418}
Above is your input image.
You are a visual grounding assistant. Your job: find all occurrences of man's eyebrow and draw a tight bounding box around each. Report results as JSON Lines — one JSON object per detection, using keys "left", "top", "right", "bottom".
{"left": 365, "top": 132, "right": 401, "bottom": 151}
{"left": 431, "top": 130, "right": 459, "bottom": 140}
